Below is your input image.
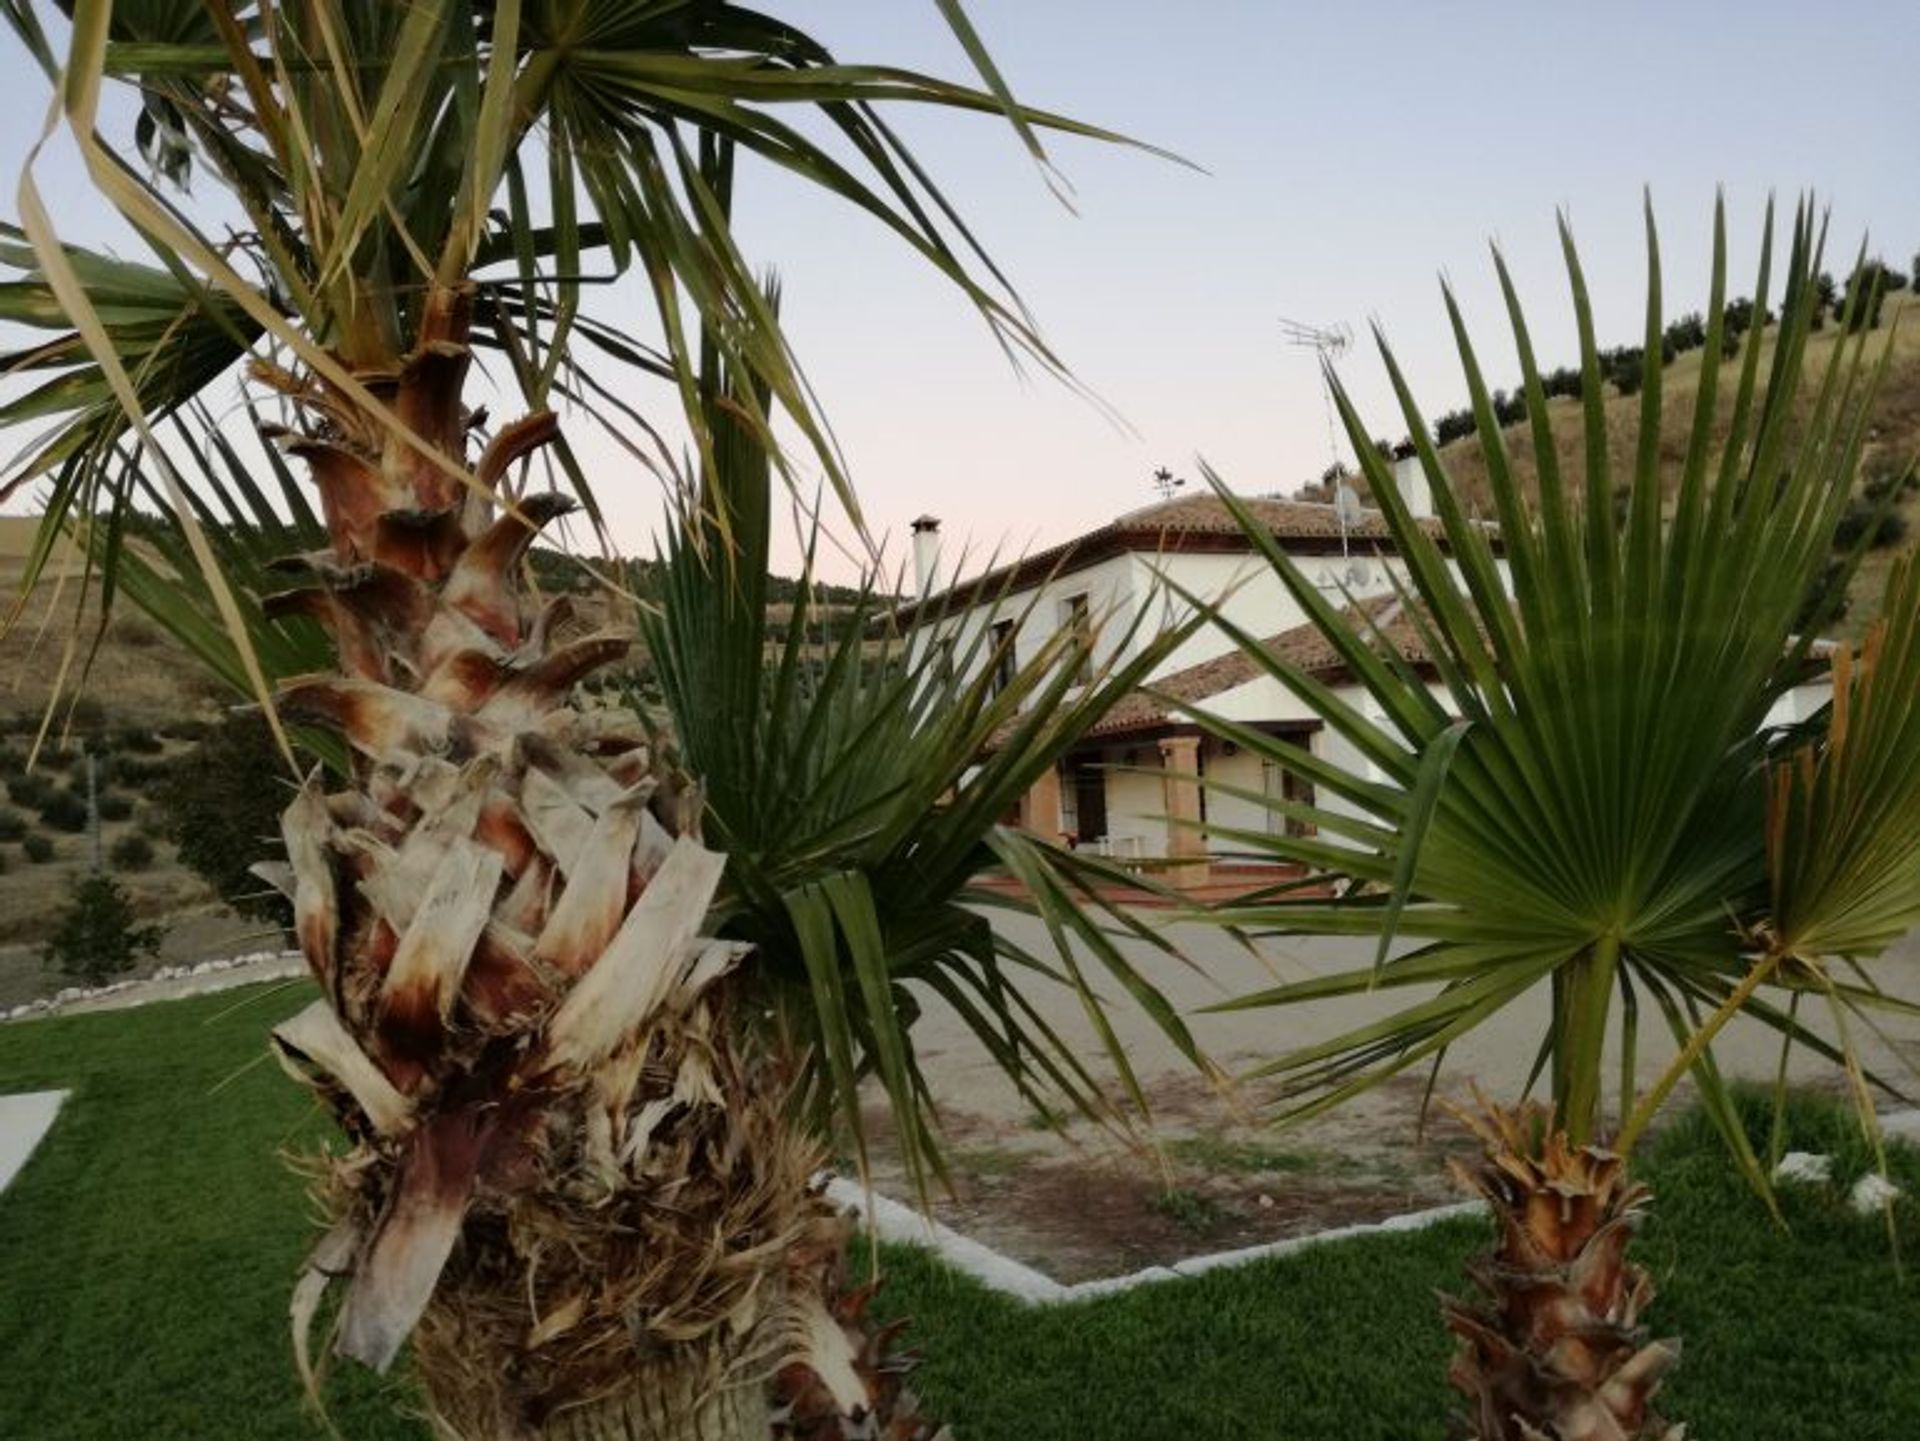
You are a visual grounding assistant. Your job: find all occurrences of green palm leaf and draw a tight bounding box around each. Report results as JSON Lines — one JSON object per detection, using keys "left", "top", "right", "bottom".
{"left": 641, "top": 365, "right": 1217, "bottom": 1198}
{"left": 1190, "top": 197, "right": 1896, "bottom": 1163}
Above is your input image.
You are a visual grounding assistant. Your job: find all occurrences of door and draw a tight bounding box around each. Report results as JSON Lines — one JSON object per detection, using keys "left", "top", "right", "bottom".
{"left": 1072, "top": 760, "right": 1107, "bottom": 846}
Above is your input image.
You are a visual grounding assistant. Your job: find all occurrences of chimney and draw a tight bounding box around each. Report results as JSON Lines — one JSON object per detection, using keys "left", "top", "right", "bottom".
{"left": 910, "top": 514, "right": 942, "bottom": 598}
{"left": 1391, "top": 451, "right": 1432, "bottom": 520}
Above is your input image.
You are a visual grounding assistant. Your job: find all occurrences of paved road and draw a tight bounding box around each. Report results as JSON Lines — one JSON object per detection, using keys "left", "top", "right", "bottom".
{"left": 906, "top": 913, "right": 1920, "bottom": 1132}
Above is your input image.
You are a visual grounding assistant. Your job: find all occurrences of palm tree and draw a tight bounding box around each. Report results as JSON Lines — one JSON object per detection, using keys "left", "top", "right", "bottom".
{"left": 1181, "top": 198, "right": 1920, "bottom": 1439}
{"left": 0, "top": 5, "right": 1209, "bottom": 1436}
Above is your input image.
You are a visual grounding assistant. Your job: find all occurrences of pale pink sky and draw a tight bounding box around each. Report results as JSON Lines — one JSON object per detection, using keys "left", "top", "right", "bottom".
{"left": 4, "top": 2, "right": 1917, "bottom": 584}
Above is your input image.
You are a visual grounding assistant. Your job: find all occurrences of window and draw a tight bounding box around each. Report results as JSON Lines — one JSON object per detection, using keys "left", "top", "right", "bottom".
{"left": 988, "top": 619, "right": 1017, "bottom": 695}
{"left": 1263, "top": 759, "right": 1317, "bottom": 838}
{"left": 1058, "top": 593, "right": 1092, "bottom": 683}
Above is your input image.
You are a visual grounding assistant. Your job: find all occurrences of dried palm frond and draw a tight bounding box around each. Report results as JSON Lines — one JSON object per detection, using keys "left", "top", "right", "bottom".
{"left": 264, "top": 284, "right": 875, "bottom": 1438}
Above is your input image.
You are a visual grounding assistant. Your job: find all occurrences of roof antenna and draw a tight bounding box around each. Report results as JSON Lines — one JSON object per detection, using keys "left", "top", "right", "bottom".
{"left": 1150, "top": 466, "right": 1187, "bottom": 503}
{"left": 1281, "top": 317, "right": 1367, "bottom": 586}
{"left": 1277, "top": 316, "right": 1353, "bottom": 483}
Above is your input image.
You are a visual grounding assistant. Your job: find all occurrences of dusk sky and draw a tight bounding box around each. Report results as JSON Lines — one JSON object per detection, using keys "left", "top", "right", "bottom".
{"left": 3, "top": 2, "right": 1917, "bottom": 581}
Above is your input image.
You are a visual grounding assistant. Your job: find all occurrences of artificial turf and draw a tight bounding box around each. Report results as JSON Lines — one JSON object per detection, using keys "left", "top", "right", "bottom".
{"left": 3, "top": 983, "right": 1918, "bottom": 1439}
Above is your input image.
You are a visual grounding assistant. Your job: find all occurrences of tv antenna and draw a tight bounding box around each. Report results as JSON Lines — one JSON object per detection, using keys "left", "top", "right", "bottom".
{"left": 1278, "top": 317, "right": 1353, "bottom": 481}
{"left": 1150, "top": 466, "right": 1187, "bottom": 503}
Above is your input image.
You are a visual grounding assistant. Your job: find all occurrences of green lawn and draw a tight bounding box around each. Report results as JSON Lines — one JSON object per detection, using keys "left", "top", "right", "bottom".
{"left": 4, "top": 985, "right": 1919, "bottom": 1439}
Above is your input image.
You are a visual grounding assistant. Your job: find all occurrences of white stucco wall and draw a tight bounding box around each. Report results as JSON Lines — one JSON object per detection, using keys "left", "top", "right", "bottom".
{"left": 909, "top": 552, "right": 1142, "bottom": 689}
{"left": 1131, "top": 547, "right": 1410, "bottom": 682}
{"left": 912, "top": 519, "right": 1509, "bottom": 711}
{"left": 1098, "top": 747, "right": 1168, "bottom": 859}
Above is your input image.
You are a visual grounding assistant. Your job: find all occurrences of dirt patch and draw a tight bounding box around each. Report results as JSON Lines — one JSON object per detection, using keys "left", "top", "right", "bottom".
{"left": 855, "top": 1070, "right": 1477, "bottom": 1283}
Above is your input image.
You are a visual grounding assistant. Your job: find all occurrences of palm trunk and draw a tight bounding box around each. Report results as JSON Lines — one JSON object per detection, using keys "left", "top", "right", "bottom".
{"left": 1441, "top": 1101, "right": 1682, "bottom": 1441}
{"left": 425, "top": 1342, "right": 770, "bottom": 1441}
{"left": 262, "top": 284, "right": 924, "bottom": 1439}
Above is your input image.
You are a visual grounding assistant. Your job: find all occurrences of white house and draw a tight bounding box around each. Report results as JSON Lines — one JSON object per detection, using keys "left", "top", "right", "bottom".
{"left": 905, "top": 469, "right": 1833, "bottom": 889}
{"left": 902, "top": 463, "right": 1491, "bottom": 884}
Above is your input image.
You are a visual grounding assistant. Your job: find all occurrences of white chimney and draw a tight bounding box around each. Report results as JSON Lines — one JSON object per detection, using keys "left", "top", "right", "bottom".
{"left": 1391, "top": 452, "right": 1432, "bottom": 520}
{"left": 910, "top": 514, "right": 941, "bottom": 598}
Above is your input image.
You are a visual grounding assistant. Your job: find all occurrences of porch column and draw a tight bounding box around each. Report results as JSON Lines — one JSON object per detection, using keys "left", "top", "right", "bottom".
{"left": 1158, "top": 735, "right": 1210, "bottom": 888}
{"left": 1021, "top": 762, "right": 1064, "bottom": 843}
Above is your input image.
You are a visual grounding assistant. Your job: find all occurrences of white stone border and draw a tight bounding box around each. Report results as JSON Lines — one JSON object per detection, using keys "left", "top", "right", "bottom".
{"left": 823, "top": 1175, "right": 1485, "bottom": 1305}
{"left": 2, "top": 949, "right": 305, "bottom": 1023}
{"left": 827, "top": 1108, "right": 1920, "bottom": 1304}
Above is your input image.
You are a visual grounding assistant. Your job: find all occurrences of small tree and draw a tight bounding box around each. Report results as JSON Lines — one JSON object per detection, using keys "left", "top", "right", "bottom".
{"left": 109, "top": 832, "right": 155, "bottom": 871}
{"left": 154, "top": 713, "right": 294, "bottom": 930}
{"left": 1841, "top": 259, "right": 1900, "bottom": 331}
{"left": 41, "top": 873, "right": 160, "bottom": 985}
{"left": 1662, "top": 310, "right": 1707, "bottom": 355}
{"left": 21, "top": 833, "right": 54, "bottom": 863}
{"left": 1812, "top": 269, "right": 1838, "bottom": 329}
{"left": 36, "top": 788, "right": 87, "bottom": 834}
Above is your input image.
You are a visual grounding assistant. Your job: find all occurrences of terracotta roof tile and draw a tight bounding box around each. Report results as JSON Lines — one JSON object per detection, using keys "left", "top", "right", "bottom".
{"left": 1083, "top": 596, "right": 1434, "bottom": 740}
{"left": 905, "top": 493, "right": 1476, "bottom": 621}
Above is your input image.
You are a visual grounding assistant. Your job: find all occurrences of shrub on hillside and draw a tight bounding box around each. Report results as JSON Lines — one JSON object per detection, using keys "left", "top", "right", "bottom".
{"left": 1662, "top": 311, "right": 1706, "bottom": 355}
{"left": 1834, "top": 497, "right": 1909, "bottom": 551}
{"left": 111, "top": 726, "right": 165, "bottom": 755}
{"left": 1840, "top": 260, "right": 1904, "bottom": 332}
{"left": 1433, "top": 407, "right": 1476, "bottom": 445}
{"left": 1540, "top": 366, "right": 1583, "bottom": 401}
{"left": 0, "top": 744, "right": 22, "bottom": 776}
{"left": 37, "top": 789, "right": 88, "bottom": 833}
{"left": 41, "top": 873, "right": 161, "bottom": 986}
{"left": 1604, "top": 346, "right": 1645, "bottom": 397}
{"left": 96, "top": 792, "right": 134, "bottom": 822}
{"left": 110, "top": 833, "right": 156, "bottom": 871}
{"left": 22, "top": 833, "right": 55, "bottom": 864}
{"left": 155, "top": 713, "right": 294, "bottom": 930}
{"left": 1723, "top": 296, "right": 1773, "bottom": 338}
{"left": 109, "top": 755, "right": 165, "bottom": 787}
{"left": 7, "top": 773, "right": 53, "bottom": 810}
{"left": 0, "top": 809, "right": 24, "bottom": 842}
{"left": 1812, "top": 271, "right": 1837, "bottom": 330}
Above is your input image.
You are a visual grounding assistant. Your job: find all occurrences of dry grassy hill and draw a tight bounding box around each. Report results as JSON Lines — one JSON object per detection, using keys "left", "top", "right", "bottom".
{"left": 0, "top": 548, "right": 254, "bottom": 1002}
{"left": 1427, "top": 290, "right": 1920, "bottom": 636}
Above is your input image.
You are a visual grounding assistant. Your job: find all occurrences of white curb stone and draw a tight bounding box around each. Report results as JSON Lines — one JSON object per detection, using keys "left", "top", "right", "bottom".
{"left": 825, "top": 1172, "right": 1486, "bottom": 1307}
{"left": 1849, "top": 1172, "right": 1903, "bottom": 1215}
{"left": 0, "top": 1090, "right": 68, "bottom": 1193}
{"left": 1057, "top": 1268, "right": 1180, "bottom": 1302}
{"left": 1773, "top": 1151, "right": 1833, "bottom": 1185}
{"left": 1, "top": 950, "right": 306, "bottom": 1024}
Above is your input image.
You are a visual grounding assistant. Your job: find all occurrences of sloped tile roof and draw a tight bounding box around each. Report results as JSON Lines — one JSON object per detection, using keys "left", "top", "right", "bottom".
{"left": 1083, "top": 595, "right": 1434, "bottom": 740}
{"left": 905, "top": 493, "right": 1470, "bottom": 621}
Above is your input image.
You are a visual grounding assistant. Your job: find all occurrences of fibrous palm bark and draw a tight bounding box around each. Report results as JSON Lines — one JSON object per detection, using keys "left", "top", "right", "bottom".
{"left": 265, "top": 283, "right": 925, "bottom": 1439}
{"left": 1441, "top": 1103, "right": 1683, "bottom": 1441}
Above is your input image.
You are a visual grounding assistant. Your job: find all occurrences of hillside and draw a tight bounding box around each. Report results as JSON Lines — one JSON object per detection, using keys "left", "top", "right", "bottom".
{"left": 1426, "top": 289, "right": 1920, "bottom": 636}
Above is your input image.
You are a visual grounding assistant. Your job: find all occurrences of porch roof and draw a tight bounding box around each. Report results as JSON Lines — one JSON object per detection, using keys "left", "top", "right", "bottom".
{"left": 1085, "top": 595, "right": 1438, "bottom": 740}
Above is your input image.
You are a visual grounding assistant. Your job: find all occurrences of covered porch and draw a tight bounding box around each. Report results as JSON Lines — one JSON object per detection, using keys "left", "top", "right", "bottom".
{"left": 1015, "top": 721, "right": 1322, "bottom": 892}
